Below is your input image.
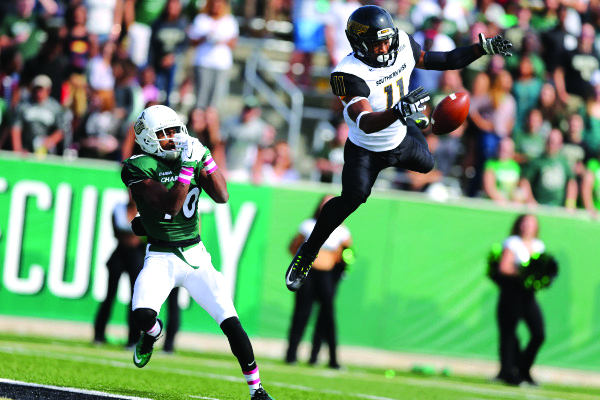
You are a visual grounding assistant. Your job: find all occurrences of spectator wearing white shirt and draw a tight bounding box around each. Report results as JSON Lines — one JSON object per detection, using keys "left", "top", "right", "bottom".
{"left": 410, "top": 16, "right": 455, "bottom": 93}
{"left": 188, "top": 0, "right": 239, "bottom": 112}
{"left": 325, "top": 0, "right": 362, "bottom": 68}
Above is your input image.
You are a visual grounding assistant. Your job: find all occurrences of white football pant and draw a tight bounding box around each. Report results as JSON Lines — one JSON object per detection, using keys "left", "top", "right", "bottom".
{"left": 132, "top": 242, "right": 238, "bottom": 325}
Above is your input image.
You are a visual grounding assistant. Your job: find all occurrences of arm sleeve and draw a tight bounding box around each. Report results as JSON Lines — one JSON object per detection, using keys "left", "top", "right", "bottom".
{"left": 423, "top": 44, "right": 481, "bottom": 71}
{"left": 330, "top": 72, "right": 370, "bottom": 98}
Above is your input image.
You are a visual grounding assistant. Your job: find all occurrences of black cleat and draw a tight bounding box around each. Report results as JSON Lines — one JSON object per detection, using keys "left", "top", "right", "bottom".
{"left": 285, "top": 243, "right": 317, "bottom": 292}
{"left": 407, "top": 112, "right": 430, "bottom": 129}
{"left": 251, "top": 385, "right": 275, "bottom": 399}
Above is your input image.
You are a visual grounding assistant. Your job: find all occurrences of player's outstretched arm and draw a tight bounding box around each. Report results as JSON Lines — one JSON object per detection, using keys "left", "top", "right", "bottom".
{"left": 415, "top": 34, "right": 512, "bottom": 71}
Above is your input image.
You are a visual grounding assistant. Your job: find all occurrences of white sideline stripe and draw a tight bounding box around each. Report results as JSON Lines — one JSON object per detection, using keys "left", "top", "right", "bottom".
{"left": 0, "top": 346, "right": 594, "bottom": 400}
{"left": 0, "top": 378, "right": 153, "bottom": 400}
{"left": 400, "top": 378, "right": 569, "bottom": 400}
{"left": 188, "top": 396, "right": 221, "bottom": 400}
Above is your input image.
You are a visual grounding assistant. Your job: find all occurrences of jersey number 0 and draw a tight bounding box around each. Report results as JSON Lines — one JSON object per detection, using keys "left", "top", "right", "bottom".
{"left": 163, "top": 187, "right": 200, "bottom": 221}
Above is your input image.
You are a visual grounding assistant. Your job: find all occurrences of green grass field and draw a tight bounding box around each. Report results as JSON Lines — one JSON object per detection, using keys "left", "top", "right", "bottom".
{"left": 1, "top": 333, "right": 599, "bottom": 400}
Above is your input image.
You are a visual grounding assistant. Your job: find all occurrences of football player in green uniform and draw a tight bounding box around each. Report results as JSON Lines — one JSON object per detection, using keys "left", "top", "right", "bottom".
{"left": 122, "top": 105, "right": 274, "bottom": 400}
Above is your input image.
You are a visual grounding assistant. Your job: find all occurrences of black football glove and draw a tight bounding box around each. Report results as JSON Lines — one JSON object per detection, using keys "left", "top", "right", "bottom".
{"left": 131, "top": 216, "right": 147, "bottom": 236}
{"left": 478, "top": 33, "right": 513, "bottom": 57}
{"left": 393, "top": 86, "right": 430, "bottom": 124}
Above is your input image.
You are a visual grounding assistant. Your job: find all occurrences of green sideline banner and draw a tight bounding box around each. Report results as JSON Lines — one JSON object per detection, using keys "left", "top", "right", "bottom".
{"left": 1, "top": 154, "right": 600, "bottom": 371}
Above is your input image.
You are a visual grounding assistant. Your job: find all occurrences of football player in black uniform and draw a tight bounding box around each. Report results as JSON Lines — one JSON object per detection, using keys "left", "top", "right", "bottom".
{"left": 285, "top": 5, "right": 512, "bottom": 291}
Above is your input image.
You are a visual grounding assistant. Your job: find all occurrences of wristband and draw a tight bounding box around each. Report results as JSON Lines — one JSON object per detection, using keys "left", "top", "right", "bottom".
{"left": 202, "top": 155, "right": 218, "bottom": 175}
{"left": 356, "top": 111, "right": 369, "bottom": 131}
{"left": 177, "top": 166, "right": 194, "bottom": 184}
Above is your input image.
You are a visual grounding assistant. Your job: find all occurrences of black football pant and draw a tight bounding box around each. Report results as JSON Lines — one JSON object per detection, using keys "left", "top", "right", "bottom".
{"left": 310, "top": 262, "right": 345, "bottom": 366}
{"left": 286, "top": 269, "right": 337, "bottom": 364}
{"left": 94, "top": 243, "right": 145, "bottom": 346}
{"left": 305, "top": 120, "right": 434, "bottom": 254}
{"left": 497, "top": 280, "right": 545, "bottom": 381}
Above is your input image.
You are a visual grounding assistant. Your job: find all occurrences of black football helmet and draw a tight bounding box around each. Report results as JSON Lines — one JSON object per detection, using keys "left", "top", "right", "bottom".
{"left": 345, "top": 5, "right": 399, "bottom": 68}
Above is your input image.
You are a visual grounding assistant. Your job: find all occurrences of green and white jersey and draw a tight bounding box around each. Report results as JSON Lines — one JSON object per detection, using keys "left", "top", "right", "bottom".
{"left": 484, "top": 159, "right": 521, "bottom": 199}
{"left": 523, "top": 155, "right": 573, "bottom": 206}
{"left": 122, "top": 154, "right": 202, "bottom": 244}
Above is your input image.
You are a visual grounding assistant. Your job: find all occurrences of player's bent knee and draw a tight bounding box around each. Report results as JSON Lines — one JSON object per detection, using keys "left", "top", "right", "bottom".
{"left": 340, "top": 192, "right": 366, "bottom": 210}
{"left": 423, "top": 156, "right": 435, "bottom": 173}
{"left": 132, "top": 308, "right": 157, "bottom": 331}
{"left": 413, "top": 153, "right": 435, "bottom": 174}
{"left": 220, "top": 316, "right": 243, "bottom": 335}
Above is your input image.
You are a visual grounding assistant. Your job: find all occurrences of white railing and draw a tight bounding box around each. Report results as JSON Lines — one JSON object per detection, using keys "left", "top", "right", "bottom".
{"left": 243, "top": 41, "right": 304, "bottom": 156}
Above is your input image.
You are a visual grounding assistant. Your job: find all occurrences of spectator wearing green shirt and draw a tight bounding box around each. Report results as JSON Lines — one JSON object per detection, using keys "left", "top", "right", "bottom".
{"left": 511, "top": 55, "right": 544, "bottom": 132}
{"left": 513, "top": 108, "right": 547, "bottom": 166}
{"left": 583, "top": 75, "right": 600, "bottom": 160}
{"left": 561, "top": 113, "right": 586, "bottom": 181}
{"left": 0, "top": 0, "right": 48, "bottom": 62}
{"left": 519, "top": 129, "right": 578, "bottom": 210}
{"left": 483, "top": 137, "right": 522, "bottom": 205}
{"left": 10, "top": 75, "right": 70, "bottom": 155}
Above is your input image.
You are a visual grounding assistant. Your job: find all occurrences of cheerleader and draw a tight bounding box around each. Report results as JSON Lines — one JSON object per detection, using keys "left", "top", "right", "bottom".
{"left": 495, "top": 214, "right": 546, "bottom": 386}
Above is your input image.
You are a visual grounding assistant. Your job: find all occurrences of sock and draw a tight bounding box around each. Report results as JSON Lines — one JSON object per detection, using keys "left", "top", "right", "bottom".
{"left": 146, "top": 320, "right": 161, "bottom": 337}
{"left": 243, "top": 366, "right": 261, "bottom": 395}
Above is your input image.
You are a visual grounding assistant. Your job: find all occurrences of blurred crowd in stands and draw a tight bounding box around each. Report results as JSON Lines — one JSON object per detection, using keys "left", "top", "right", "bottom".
{"left": 1, "top": 0, "right": 600, "bottom": 215}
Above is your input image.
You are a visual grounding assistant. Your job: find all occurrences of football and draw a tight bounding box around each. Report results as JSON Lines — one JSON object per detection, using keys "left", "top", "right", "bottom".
{"left": 430, "top": 92, "right": 470, "bottom": 135}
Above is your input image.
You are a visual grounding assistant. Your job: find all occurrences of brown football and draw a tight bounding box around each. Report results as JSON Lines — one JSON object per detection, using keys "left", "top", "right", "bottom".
{"left": 431, "top": 92, "right": 470, "bottom": 135}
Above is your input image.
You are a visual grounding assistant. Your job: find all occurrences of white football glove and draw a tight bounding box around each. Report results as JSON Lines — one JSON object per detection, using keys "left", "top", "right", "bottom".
{"left": 175, "top": 135, "right": 206, "bottom": 168}
{"left": 393, "top": 86, "right": 430, "bottom": 124}
{"left": 478, "top": 33, "right": 513, "bottom": 57}
{"left": 173, "top": 133, "right": 192, "bottom": 151}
